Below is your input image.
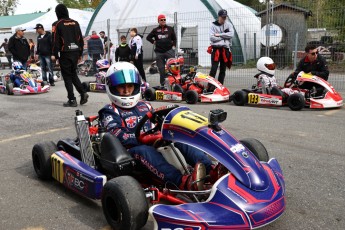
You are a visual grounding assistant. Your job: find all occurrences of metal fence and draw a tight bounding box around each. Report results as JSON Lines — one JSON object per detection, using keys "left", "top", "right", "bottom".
{"left": 89, "top": 3, "right": 345, "bottom": 90}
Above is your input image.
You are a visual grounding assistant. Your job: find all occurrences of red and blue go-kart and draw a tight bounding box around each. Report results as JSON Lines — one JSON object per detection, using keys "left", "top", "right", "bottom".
{"left": 32, "top": 104, "right": 285, "bottom": 230}
{"left": 0, "top": 71, "right": 50, "bottom": 95}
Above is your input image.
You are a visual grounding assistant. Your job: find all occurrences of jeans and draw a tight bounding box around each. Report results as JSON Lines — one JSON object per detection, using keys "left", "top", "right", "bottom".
{"left": 40, "top": 55, "right": 54, "bottom": 83}
{"left": 155, "top": 49, "right": 175, "bottom": 85}
{"left": 128, "top": 142, "right": 212, "bottom": 186}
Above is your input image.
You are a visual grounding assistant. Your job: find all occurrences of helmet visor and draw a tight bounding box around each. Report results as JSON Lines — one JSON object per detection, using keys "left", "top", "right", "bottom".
{"left": 265, "top": 63, "right": 276, "bottom": 70}
{"left": 170, "top": 63, "right": 180, "bottom": 73}
{"left": 107, "top": 69, "right": 141, "bottom": 96}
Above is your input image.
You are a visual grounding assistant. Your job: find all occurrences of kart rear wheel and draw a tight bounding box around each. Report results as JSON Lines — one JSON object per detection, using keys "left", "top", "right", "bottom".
{"left": 102, "top": 176, "right": 148, "bottom": 230}
{"left": 172, "top": 84, "right": 184, "bottom": 94}
{"left": 232, "top": 90, "right": 248, "bottom": 106}
{"left": 32, "top": 141, "right": 58, "bottom": 180}
{"left": 240, "top": 138, "right": 269, "bottom": 162}
{"left": 6, "top": 83, "right": 13, "bottom": 95}
{"left": 82, "top": 81, "right": 90, "bottom": 92}
{"left": 185, "top": 90, "right": 198, "bottom": 104}
{"left": 143, "top": 87, "right": 156, "bottom": 101}
{"left": 287, "top": 93, "right": 305, "bottom": 111}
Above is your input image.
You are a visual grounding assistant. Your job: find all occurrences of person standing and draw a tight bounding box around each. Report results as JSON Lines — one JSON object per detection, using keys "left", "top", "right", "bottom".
{"left": 87, "top": 31, "right": 104, "bottom": 73}
{"left": 8, "top": 27, "right": 30, "bottom": 69}
{"left": 99, "top": 31, "right": 110, "bottom": 58}
{"left": 209, "top": 9, "right": 234, "bottom": 85}
{"left": 34, "top": 23, "right": 55, "bottom": 86}
{"left": 0, "top": 38, "right": 12, "bottom": 68}
{"left": 130, "top": 28, "right": 146, "bottom": 82}
{"left": 52, "top": 3, "right": 88, "bottom": 107}
{"left": 147, "top": 14, "right": 176, "bottom": 87}
{"left": 115, "top": 35, "right": 131, "bottom": 62}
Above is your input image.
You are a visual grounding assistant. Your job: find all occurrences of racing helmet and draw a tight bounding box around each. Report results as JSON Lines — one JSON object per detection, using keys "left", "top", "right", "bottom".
{"left": 105, "top": 62, "right": 141, "bottom": 109}
{"left": 257, "top": 57, "right": 276, "bottom": 76}
{"left": 96, "top": 59, "right": 110, "bottom": 71}
{"left": 12, "top": 61, "right": 24, "bottom": 73}
{"left": 166, "top": 58, "right": 180, "bottom": 75}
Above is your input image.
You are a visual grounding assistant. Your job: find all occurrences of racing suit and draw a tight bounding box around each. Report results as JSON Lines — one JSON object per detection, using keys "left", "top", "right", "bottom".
{"left": 9, "top": 72, "right": 22, "bottom": 87}
{"left": 98, "top": 101, "right": 212, "bottom": 186}
{"left": 257, "top": 73, "right": 278, "bottom": 94}
{"left": 52, "top": 4, "right": 86, "bottom": 102}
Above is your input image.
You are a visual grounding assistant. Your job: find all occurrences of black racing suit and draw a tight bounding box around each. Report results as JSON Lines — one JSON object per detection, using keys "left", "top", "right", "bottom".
{"left": 52, "top": 16, "right": 85, "bottom": 101}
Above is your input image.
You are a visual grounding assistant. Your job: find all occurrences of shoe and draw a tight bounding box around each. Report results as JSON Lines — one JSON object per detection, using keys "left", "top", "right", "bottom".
{"left": 179, "top": 163, "right": 206, "bottom": 191}
{"left": 80, "top": 93, "right": 89, "bottom": 105}
{"left": 63, "top": 100, "right": 77, "bottom": 107}
{"left": 50, "top": 83, "right": 55, "bottom": 86}
{"left": 209, "top": 163, "right": 229, "bottom": 184}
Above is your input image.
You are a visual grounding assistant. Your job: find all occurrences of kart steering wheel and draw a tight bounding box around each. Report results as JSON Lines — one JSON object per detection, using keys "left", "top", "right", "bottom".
{"left": 135, "top": 104, "right": 180, "bottom": 144}
{"left": 284, "top": 74, "right": 296, "bottom": 88}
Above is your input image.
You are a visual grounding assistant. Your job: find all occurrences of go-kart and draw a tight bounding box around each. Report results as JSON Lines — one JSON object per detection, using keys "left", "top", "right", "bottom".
{"left": 230, "top": 71, "right": 343, "bottom": 110}
{"left": 144, "top": 69, "right": 230, "bottom": 104}
{"left": 32, "top": 104, "right": 285, "bottom": 229}
{"left": 0, "top": 71, "right": 50, "bottom": 95}
{"left": 82, "top": 71, "right": 107, "bottom": 93}
{"left": 28, "top": 63, "right": 61, "bottom": 83}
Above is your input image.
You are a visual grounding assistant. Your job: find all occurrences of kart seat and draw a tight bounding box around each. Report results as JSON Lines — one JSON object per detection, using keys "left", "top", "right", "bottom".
{"left": 100, "top": 133, "right": 135, "bottom": 176}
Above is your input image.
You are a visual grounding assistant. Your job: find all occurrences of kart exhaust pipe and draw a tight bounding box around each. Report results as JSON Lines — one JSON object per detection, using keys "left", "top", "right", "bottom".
{"left": 75, "top": 110, "right": 96, "bottom": 168}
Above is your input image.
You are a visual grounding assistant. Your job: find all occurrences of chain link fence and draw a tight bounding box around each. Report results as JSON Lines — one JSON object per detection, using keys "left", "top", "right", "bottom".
{"left": 89, "top": 3, "right": 345, "bottom": 90}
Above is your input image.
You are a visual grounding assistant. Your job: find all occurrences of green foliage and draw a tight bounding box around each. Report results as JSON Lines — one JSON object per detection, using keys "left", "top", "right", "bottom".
{"left": 0, "top": 0, "right": 19, "bottom": 16}
{"left": 56, "top": 0, "right": 102, "bottom": 9}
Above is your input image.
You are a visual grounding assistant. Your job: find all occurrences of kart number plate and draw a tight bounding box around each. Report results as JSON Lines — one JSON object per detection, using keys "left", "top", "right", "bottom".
{"left": 90, "top": 83, "right": 96, "bottom": 91}
{"left": 248, "top": 93, "right": 260, "bottom": 104}
{"left": 156, "top": 91, "right": 164, "bottom": 100}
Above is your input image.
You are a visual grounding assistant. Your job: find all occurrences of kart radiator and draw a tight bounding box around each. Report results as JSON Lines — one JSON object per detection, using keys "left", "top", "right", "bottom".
{"left": 75, "top": 110, "right": 96, "bottom": 167}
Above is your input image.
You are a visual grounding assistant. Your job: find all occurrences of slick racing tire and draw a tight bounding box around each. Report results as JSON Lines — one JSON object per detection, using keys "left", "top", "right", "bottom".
{"left": 287, "top": 93, "right": 305, "bottom": 111}
{"left": 102, "top": 176, "right": 148, "bottom": 230}
{"left": 32, "top": 141, "right": 58, "bottom": 180}
{"left": 172, "top": 84, "right": 184, "bottom": 94}
{"left": 232, "top": 90, "right": 248, "bottom": 106}
{"left": 143, "top": 87, "right": 156, "bottom": 101}
{"left": 82, "top": 81, "right": 90, "bottom": 92}
{"left": 185, "top": 90, "right": 198, "bottom": 104}
{"left": 6, "top": 83, "right": 13, "bottom": 95}
{"left": 240, "top": 138, "right": 269, "bottom": 162}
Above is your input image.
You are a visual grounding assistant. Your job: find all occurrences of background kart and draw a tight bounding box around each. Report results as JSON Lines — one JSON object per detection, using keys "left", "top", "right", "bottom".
{"left": 81, "top": 71, "right": 106, "bottom": 93}
{"left": 32, "top": 104, "right": 285, "bottom": 230}
{"left": 144, "top": 70, "right": 230, "bottom": 104}
{"left": 230, "top": 71, "right": 343, "bottom": 111}
{"left": 0, "top": 71, "right": 50, "bottom": 95}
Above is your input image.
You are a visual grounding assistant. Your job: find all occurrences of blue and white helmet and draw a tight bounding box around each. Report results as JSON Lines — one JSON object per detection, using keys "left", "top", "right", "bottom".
{"left": 12, "top": 61, "right": 24, "bottom": 73}
{"left": 105, "top": 62, "right": 141, "bottom": 109}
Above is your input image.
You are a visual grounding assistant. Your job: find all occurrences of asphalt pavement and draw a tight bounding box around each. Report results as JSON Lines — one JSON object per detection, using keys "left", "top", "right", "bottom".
{"left": 0, "top": 70, "right": 344, "bottom": 230}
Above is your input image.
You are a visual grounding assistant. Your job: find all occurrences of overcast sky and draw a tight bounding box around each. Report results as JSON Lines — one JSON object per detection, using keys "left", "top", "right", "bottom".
{"left": 14, "top": 0, "right": 58, "bottom": 15}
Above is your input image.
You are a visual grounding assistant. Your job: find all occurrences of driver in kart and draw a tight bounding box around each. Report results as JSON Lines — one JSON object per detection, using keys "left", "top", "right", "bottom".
{"left": 98, "top": 62, "right": 214, "bottom": 191}
{"left": 9, "top": 61, "right": 25, "bottom": 88}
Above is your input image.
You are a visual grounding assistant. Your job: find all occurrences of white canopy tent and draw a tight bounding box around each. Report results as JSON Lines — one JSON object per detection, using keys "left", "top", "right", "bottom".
{"left": 86, "top": 0, "right": 262, "bottom": 66}
{"left": 11, "top": 9, "right": 93, "bottom": 35}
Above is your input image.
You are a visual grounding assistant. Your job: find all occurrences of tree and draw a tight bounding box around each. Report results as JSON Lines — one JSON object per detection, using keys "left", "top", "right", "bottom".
{"left": 0, "top": 0, "right": 19, "bottom": 16}
{"left": 56, "top": 0, "right": 103, "bottom": 9}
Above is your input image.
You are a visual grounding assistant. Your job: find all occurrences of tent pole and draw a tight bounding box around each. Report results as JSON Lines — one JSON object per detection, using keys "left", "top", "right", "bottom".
{"left": 174, "top": 12, "right": 178, "bottom": 57}
{"left": 107, "top": 19, "right": 110, "bottom": 62}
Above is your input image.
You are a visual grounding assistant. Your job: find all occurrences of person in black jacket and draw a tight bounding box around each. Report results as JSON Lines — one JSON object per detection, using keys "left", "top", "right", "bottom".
{"left": 87, "top": 31, "right": 104, "bottom": 73}
{"left": 52, "top": 3, "right": 88, "bottom": 107}
{"left": 115, "top": 35, "right": 131, "bottom": 62}
{"left": 34, "top": 23, "right": 54, "bottom": 86}
{"left": 8, "top": 27, "right": 30, "bottom": 69}
{"left": 147, "top": 14, "right": 176, "bottom": 87}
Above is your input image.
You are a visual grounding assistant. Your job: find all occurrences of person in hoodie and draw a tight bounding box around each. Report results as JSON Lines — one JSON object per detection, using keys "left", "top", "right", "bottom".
{"left": 147, "top": 14, "right": 176, "bottom": 87}
{"left": 115, "top": 35, "right": 131, "bottom": 62}
{"left": 8, "top": 27, "right": 30, "bottom": 70}
{"left": 130, "top": 28, "right": 146, "bottom": 82}
{"left": 88, "top": 31, "right": 104, "bottom": 73}
{"left": 34, "top": 23, "right": 55, "bottom": 86}
{"left": 52, "top": 3, "right": 88, "bottom": 107}
{"left": 209, "top": 9, "right": 234, "bottom": 85}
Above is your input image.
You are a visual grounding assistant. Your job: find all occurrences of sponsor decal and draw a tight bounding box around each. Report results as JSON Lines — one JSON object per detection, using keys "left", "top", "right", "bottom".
{"left": 125, "top": 116, "right": 137, "bottom": 128}
{"left": 230, "top": 143, "right": 245, "bottom": 153}
{"left": 134, "top": 154, "right": 164, "bottom": 180}
{"left": 260, "top": 97, "right": 279, "bottom": 104}
{"left": 102, "top": 115, "right": 113, "bottom": 126}
{"left": 65, "top": 168, "right": 88, "bottom": 192}
{"left": 137, "top": 105, "right": 149, "bottom": 112}
{"left": 121, "top": 111, "right": 134, "bottom": 116}
{"left": 122, "top": 102, "right": 134, "bottom": 107}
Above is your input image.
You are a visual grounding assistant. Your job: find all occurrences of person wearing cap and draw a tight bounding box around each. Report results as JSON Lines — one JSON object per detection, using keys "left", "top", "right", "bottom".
{"left": 209, "top": 9, "right": 234, "bottom": 85}
{"left": 8, "top": 27, "right": 30, "bottom": 69}
{"left": 52, "top": 3, "right": 88, "bottom": 107}
{"left": 147, "top": 14, "right": 177, "bottom": 87}
{"left": 87, "top": 31, "right": 104, "bottom": 74}
{"left": 34, "top": 23, "right": 55, "bottom": 86}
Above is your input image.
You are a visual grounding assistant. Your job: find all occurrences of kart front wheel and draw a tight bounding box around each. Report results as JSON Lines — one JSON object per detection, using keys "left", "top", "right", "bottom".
{"left": 82, "top": 81, "right": 90, "bottom": 92}
{"left": 185, "top": 90, "right": 198, "bottom": 104}
{"left": 144, "top": 87, "right": 156, "bottom": 101}
{"left": 232, "top": 90, "right": 248, "bottom": 106}
{"left": 287, "top": 93, "right": 305, "bottom": 111}
{"left": 32, "top": 141, "right": 58, "bottom": 180}
{"left": 102, "top": 176, "right": 148, "bottom": 230}
{"left": 240, "top": 138, "right": 269, "bottom": 162}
